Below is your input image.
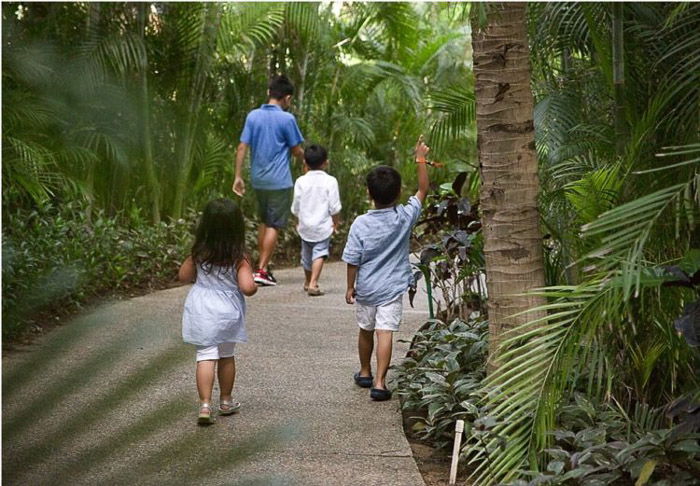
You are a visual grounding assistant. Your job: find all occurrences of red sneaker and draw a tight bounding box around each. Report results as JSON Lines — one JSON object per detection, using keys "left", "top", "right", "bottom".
{"left": 253, "top": 269, "right": 277, "bottom": 286}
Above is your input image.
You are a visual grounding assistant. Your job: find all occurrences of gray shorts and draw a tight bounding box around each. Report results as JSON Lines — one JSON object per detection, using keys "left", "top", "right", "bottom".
{"left": 255, "top": 188, "right": 293, "bottom": 229}
{"left": 300, "top": 237, "right": 330, "bottom": 271}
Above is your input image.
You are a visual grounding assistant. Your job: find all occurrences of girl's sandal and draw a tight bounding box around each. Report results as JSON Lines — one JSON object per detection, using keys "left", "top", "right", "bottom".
{"left": 218, "top": 400, "right": 241, "bottom": 416}
{"left": 198, "top": 403, "right": 216, "bottom": 425}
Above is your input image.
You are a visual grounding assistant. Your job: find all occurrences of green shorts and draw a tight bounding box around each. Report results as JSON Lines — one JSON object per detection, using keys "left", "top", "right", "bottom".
{"left": 254, "top": 188, "right": 293, "bottom": 229}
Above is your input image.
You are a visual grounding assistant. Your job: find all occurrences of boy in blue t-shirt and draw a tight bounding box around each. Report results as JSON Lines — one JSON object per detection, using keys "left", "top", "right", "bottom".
{"left": 233, "top": 75, "right": 304, "bottom": 286}
{"left": 342, "top": 138, "right": 430, "bottom": 401}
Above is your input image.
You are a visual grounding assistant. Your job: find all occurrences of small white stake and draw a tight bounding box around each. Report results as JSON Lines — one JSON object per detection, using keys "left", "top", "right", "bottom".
{"left": 449, "top": 419, "right": 465, "bottom": 485}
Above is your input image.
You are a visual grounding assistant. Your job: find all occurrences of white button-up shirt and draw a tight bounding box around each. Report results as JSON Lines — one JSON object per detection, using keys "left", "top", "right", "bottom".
{"left": 291, "top": 170, "right": 342, "bottom": 242}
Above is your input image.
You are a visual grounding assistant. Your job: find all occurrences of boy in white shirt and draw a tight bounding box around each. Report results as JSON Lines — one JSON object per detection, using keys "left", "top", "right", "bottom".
{"left": 291, "top": 145, "right": 342, "bottom": 296}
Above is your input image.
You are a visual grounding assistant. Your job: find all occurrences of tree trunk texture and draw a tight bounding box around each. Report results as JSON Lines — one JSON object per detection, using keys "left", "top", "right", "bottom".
{"left": 471, "top": 2, "right": 547, "bottom": 372}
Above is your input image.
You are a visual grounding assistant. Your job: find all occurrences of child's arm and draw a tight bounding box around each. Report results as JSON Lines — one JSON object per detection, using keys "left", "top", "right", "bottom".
{"left": 330, "top": 177, "right": 342, "bottom": 232}
{"left": 291, "top": 180, "right": 301, "bottom": 217}
{"left": 178, "top": 256, "right": 196, "bottom": 283}
{"left": 237, "top": 256, "right": 258, "bottom": 297}
{"left": 332, "top": 213, "right": 341, "bottom": 233}
{"left": 414, "top": 138, "right": 430, "bottom": 203}
{"left": 291, "top": 145, "right": 304, "bottom": 165}
{"left": 345, "top": 264, "right": 357, "bottom": 304}
{"left": 233, "top": 142, "right": 249, "bottom": 196}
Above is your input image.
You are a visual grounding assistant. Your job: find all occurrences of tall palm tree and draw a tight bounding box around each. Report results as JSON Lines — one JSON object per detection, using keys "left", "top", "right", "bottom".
{"left": 471, "top": 2, "right": 547, "bottom": 370}
{"left": 470, "top": 4, "right": 699, "bottom": 483}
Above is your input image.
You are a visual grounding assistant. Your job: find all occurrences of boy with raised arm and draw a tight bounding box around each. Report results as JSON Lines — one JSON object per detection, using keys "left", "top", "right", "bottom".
{"left": 233, "top": 75, "right": 304, "bottom": 286}
{"left": 342, "top": 137, "right": 430, "bottom": 401}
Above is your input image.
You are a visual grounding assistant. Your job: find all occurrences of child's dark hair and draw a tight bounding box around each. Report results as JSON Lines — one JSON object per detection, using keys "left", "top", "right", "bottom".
{"left": 304, "top": 144, "right": 327, "bottom": 170}
{"left": 268, "top": 75, "right": 294, "bottom": 100}
{"left": 191, "top": 198, "right": 246, "bottom": 272}
{"left": 366, "top": 166, "right": 401, "bottom": 205}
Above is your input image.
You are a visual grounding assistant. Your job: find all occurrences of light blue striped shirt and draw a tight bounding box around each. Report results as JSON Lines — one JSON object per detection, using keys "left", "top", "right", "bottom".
{"left": 342, "top": 196, "right": 422, "bottom": 306}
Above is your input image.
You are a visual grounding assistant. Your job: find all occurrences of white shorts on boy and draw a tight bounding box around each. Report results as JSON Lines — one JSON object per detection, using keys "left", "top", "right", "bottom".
{"left": 355, "top": 296, "right": 403, "bottom": 332}
{"left": 300, "top": 237, "right": 330, "bottom": 271}
{"left": 195, "top": 342, "right": 236, "bottom": 361}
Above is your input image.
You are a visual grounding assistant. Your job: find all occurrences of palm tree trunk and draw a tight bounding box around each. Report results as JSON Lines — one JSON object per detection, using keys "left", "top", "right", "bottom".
{"left": 471, "top": 2, "right": 547, "bottom": 372}
{"left": 138, "top": 4, "right": 160, "bottom": 224}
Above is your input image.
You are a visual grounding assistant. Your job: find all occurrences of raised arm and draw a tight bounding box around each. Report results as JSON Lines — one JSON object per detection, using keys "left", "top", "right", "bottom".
{"left": 233, "top": 142, "right": 249, "bottom": 196}
{"left": 414, "top": 137, "right": 430, "bottom": 203}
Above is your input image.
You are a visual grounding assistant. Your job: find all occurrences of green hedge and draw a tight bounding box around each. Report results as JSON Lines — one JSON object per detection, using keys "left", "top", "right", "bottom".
{"left": 2, "top": 201, "right": 193, "bottom": 340}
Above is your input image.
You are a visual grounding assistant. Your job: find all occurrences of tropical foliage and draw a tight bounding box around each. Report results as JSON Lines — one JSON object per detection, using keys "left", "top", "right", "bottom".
{"left": 504, "top": 394, "right": 700, "bottom": 485}
{"left": 2, "top": 200, "right": 194, "bottom": 340}
{"left": 3, "top": 2, "right": 699, "bottom": 484}
{"left": 464, "top": 3, "right": 700, "bottom": 483}
{"left": 394, "top": 316, "right": 487, "bottom": 450}
{"left": 3, "top": 2, "right": 472, "bottom": 222}
{"left": 2, "top": 2, "right": 473, "bottom": 338}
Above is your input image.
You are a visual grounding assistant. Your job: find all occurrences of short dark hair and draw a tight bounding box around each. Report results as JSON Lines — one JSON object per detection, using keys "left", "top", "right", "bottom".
{"left": 304, "top": 144, "right": 327, "bottom": 170}
{"left": 268, "top": 75, "right": 294, "bottom": 100}
{"left": 366, "top": 166, "right": 401, "bottom": 205}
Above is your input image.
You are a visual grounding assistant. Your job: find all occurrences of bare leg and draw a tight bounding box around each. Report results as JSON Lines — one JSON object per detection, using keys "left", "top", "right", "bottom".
{"left": 258, "top": 225, "right": 279, "bottom": 270}
{"left": 217, "top": 357, "right": 235, "bottom": 402}
{"left": 304, "top": 269, "right": 311, "bottom": 289}
{"left": 358, "top": 329, "right": 374, "bottom": 377}
{"left": 309, "top": 258, "right": 325, "bottom": 289}
{"left": 196, "top": 360, "right": 217, "bottom": 404}
{"left": 374, "top": 330, "right": 393, "bottom": 390}
{"left": 257, "top": 225, "right": 265, "bottom": 268}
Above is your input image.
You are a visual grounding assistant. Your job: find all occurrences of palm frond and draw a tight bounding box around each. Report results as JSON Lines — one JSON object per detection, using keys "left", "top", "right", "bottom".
{"left": 470, "top": 283, "right": 610, "bottom": 484}
{"left": 2, "top": 136, "right": 61, "bottom": 203}
{"left": 564, "top": 164, "right": 622, "bottom": 224}
{"left": 428, "top": 86, "right": 475, "bottom": 151}
{"left": 582, "top": 178, "right": 696, "bottom": 297}
{"left": 634, "top": 143, "right": 700, "bottom": 174}
{"left": 285, "top": 2, "right": 323, "bottom": 46}
{"left": 218, "top": 3, "right": 284, "bottom": 55}
{"left": 191, "top": 134, "right": 229, "bottom": 194}
{"left": 330, "top": 114, "right": 376, "bottom": 150}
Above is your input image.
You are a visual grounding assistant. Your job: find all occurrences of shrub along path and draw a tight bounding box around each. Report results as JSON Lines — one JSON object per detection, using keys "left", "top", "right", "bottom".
{"left": 2, "top": 262, "right": 428, "bottom": 485}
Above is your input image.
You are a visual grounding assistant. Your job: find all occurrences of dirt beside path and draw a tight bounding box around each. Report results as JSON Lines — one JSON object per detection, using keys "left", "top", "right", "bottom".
{"left": 2, "top": 262, "right": 428, "bottom": 486}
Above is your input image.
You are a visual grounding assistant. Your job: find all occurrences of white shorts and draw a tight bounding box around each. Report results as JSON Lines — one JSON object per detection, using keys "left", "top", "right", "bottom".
{"left": 195, "top": 342, "right": 236, "bottom": 361}
{"left": 356, "top": 296, "right": 403, "bottom": 332}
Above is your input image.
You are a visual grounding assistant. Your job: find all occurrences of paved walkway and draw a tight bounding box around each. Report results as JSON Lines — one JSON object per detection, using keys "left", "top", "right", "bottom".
{"left": 2, "top": 262, "right": 428, "bottom": 485}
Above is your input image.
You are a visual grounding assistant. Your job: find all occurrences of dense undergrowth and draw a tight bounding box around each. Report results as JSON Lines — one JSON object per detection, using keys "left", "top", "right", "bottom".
{"left": 396, "top": 169, "right": 699, "bottom": 485}
{"left": 2, "top": 201, "right": 193, "bottom": 341}
{"left": 395, "top": 316, "right": 487, "bottom": 450}
{"left": 507, "top": 395, "right": 700, "bottom": 485}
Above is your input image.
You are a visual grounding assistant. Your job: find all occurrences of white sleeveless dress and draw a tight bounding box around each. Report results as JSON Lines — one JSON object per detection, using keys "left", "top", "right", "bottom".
{"left": 182, "top": 263, "right": 247, "bottom": 346}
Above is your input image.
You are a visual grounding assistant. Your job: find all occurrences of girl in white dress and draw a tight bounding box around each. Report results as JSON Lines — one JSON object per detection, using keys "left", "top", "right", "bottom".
{"left": 179, "top": 198, "right": 257, "bottom": 425}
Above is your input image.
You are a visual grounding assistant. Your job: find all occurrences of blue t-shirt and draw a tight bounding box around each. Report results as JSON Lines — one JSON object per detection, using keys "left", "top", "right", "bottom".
{"left": 342, "top": 196, "right": 422, "bottom": 306}
{"left": 240, "top": 104, "right": 304, "bottom": 190}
